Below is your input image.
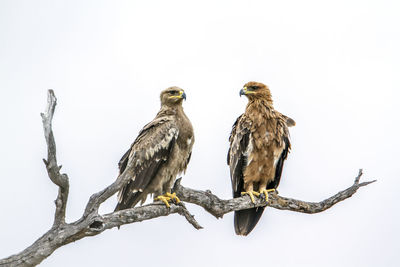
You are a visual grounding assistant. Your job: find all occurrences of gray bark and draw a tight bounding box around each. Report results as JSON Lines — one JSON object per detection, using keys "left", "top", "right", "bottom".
{"left": 0, "top": 90, "right": 376, "bottom": 267}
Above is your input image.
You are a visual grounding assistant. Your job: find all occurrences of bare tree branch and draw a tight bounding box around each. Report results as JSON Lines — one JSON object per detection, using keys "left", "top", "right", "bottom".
{"left": 0, "top": 90, "right": 376, "bottom": 267}
{"left": 40, "top": 89, "right": 69, "bottom": 227}
{"left": 174, "top": 169, "right": 376, "bottom": 218}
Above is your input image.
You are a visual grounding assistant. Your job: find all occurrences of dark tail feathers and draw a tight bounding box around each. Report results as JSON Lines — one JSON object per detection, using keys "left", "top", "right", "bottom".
{"left": 114, "top": 191, "right": 142, "bottom": 212}
{"left": 234, "top": 207, "right": 265, "bottom": 236}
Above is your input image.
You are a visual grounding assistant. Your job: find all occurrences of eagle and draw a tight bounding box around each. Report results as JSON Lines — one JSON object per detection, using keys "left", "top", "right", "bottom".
{"left": 114, "top": 86, "right": 194, "bottom": 211}
{"left": 227, "top": 81, "right": 295, "bottom": 236}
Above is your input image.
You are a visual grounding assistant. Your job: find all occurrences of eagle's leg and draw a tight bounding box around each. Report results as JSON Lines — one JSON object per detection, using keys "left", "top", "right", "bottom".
{"left": 154, "top": 194, "right": 172, "bottom": 208}
{"left": 259, "top": 188, "right": 276, "bottom": 202}
{"left": 241, "top": 183, "right": 260, "bottom": 204}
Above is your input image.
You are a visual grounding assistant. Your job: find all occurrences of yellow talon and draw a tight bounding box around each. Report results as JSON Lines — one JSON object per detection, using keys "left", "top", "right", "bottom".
{"left": 165, "top": 192, "right": 181, "bottom": 204}
{"left": 154, "top": 195, "right": 172, "bottom": 208}
{"left": 241, "top": 191, "right": 260, "bottom": 203}
{"left": 259, "top": 189, "right": 275, "bottom": 202}
{"left": 154, "top": 192, "right": 181, "bottom": 208}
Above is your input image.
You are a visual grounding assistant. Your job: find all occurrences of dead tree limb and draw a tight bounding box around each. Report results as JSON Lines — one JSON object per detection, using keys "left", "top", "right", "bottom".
{"left": 41, "top": 89, "right": 69, "bottom": 227}
{"left": 174, "top": 169, "right": 375, "bottom": 218}
{"left": 0, "top": 90, "right": 376, "bottom": 267}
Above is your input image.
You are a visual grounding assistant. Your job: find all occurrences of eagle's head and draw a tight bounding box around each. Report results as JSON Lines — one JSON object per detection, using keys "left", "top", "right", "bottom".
{"left": 240, "top": 81, "right": 273, "bottom": 104}
{"left": 160, "top": 86, "right": 187, "bottom": 106}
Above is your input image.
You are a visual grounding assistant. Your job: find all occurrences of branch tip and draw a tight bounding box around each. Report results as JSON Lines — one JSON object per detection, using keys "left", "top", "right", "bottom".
{"left": 354, "top": 169, "right": 363, "bottom": 184}
{"left": 359, "top": 180, "right": 377, "bottom": 187}
{"left": 176, "top": 203, "right": 203, "bottom": 230}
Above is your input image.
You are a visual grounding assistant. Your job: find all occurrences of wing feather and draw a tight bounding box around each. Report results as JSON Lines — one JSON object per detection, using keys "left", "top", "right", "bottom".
{"left": 115, "top": 118, "right": 178, "bottom": 211}
{"left": 228, "top": 114, "right": 250, "bottom": 197}
{"left": 276, "top": 111, "right": 296, "bottom": 127}
{"left": 267, "top": 136, "right": 290, "bottom": 189}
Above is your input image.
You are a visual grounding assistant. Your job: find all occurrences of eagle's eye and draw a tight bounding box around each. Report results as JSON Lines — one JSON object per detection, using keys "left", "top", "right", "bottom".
{"left": 248, "top": 86, "right": 259, "bottom": 91}
{"left": 169, "top": 90, "right": 179, "bottom": 95}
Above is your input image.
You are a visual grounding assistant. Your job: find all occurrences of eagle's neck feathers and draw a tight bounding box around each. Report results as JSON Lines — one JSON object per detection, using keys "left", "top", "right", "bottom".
{"left": 157, "top": 104, "right": 184, "bottom": 117}
{"left": 157, "top": 104, "right": 193, "bottom": 148}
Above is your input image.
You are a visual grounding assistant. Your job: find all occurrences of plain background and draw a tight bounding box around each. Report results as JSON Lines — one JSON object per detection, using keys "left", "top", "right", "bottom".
{"left": 0, "top": 1, "right": 399, "bottom": 266}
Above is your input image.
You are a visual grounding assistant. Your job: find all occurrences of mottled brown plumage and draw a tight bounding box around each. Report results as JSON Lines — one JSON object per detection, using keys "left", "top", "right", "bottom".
{"left": 228, "top": 81, "right": 294, "bottom": 235}
{"left": 115, "top": 87, "right": 194, "bottom": 211}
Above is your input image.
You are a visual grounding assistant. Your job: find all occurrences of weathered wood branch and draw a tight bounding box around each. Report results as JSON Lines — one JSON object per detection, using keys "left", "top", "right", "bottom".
{"left": 40, "top": 89, "right": 69, "bottom": 227}
{"left": 0, "top": 90, "right": 376, "bottom": 267}
{"left": 174, "top": 169, "right": 376, "bottom": 218}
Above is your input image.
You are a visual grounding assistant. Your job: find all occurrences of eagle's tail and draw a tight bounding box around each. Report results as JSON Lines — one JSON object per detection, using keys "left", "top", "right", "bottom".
{"left": 114, "top": 191, "right": 142, "bottom": 212}
{"left": 234, "top": 207, "right": 265, "bottom": 236}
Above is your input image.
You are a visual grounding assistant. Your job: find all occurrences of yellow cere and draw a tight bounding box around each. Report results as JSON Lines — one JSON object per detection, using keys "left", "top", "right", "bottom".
{"left": 169, "top": 90, "right": 184, "bottom": 99}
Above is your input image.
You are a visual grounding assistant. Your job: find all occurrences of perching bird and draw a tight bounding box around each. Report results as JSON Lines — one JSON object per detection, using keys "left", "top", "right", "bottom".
{"left": 227, "top": 81, "right": 295, "bottom": 236}
{"left": 114, "top": 86, "right": 194, "bottom": 211}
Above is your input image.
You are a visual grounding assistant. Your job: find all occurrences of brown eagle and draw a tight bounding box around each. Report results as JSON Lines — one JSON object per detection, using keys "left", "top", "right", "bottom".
{"left": 228, "top": 81, "right": 295, "bottom": 236}
{"left": 114, "top": 86, "right": 194, "bottom": 211}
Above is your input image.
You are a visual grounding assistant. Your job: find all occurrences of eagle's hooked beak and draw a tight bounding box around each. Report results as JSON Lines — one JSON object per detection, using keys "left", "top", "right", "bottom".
{"left": 239, "top": 87, "right": 247, "bottom": 97}
{"left": 169, "top": 90, "right": 187, "bottom": 100}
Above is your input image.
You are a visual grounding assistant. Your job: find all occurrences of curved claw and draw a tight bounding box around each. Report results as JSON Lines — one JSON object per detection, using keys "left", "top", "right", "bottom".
{"left": 241, "top": 191, "right": 261, "bottom": 203}
{"left": 259, "top": 189, "right": 276, "bottom": 202}
{"left": 154, "top": 195, "right": 172, "bottom": 208}
{"left": 154, "top": 192, "right": 181, "bottom": 208}
{"left": 166, "top": 192, "right": 181, "bottom": 204}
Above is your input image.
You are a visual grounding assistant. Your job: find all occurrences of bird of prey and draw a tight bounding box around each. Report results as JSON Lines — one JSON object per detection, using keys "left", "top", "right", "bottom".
{"left": 227, "top": 81, "right": 295, "bottom": 236}
{"left": 114, "top": 86, "right": 194, "bottom": 211}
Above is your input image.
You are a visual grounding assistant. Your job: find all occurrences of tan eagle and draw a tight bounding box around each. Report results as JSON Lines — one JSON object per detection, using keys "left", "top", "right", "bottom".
{"left": 228, "top": 81, "right": 295, "bottom": 236}
{"left": 115, "top": 87, "right": 194, "bottom": 211}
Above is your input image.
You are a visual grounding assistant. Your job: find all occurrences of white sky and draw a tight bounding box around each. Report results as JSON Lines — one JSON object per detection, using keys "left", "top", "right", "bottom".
{"left": 0, "top": 0, "right": 399, "bottom": 266}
